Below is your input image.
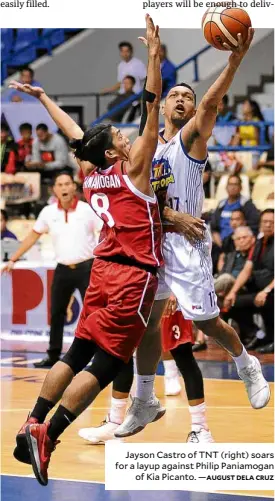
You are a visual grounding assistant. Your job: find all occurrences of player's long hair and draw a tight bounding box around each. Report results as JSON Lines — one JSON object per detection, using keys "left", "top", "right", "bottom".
{"left": 70, "top": 124, "right": 113, "bottom": 168}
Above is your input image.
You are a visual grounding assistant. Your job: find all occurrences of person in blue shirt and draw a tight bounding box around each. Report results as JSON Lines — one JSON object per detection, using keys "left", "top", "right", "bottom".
{"left": 159, "top": 44, "right": 177, "bottom": 98}
{"left": 1, "top": 210, "right": 17, "bottom": 240}
{"left": 2, "top": 67, "right": 42, "bottom": 103}
{"left": 211, "top": 174, "right": 259, "bottom": 248}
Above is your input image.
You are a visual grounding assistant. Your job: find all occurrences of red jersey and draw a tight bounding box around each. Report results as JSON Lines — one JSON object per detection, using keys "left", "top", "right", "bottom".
{"left": 83, "top": 161, "right": 163, "bottom": 268}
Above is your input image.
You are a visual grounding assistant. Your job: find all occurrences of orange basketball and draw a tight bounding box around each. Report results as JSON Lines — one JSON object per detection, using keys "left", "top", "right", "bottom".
{"left": 202, "top": 6, "right": 251, "bottom": 51}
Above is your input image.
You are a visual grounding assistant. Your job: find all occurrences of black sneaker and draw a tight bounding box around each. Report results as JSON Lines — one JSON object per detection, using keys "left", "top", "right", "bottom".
{"left": 33, "top": 357, "right": 59, "bottom": 368}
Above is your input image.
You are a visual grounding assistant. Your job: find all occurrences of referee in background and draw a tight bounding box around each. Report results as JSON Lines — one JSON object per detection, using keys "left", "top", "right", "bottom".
{"left": 2, "top": 171, "right": 102, "bottom": 367}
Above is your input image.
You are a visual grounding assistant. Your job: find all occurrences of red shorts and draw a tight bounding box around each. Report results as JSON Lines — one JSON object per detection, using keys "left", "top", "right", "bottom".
{"left": 75, "top": 258, "right": 158, "bottom": 362}
{"left": 161, "top": 310, "right": 194, "bottom": 352}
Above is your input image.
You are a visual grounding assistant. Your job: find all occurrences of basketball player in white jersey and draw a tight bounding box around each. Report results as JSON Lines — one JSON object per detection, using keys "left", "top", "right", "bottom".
{"left": 78, "top": 26, "right": 270, "bottom": 444}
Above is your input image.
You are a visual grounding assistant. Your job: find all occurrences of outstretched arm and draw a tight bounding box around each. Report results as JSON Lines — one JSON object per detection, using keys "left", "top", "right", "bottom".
{"left": 182, "top": 28, "right": 254, "bottom": 158}
{"left": 8, "top": 81, "right": 93, "bottom": 173}
{"left": 126, "top": 14, "right": 161, "bottom": 182}
{"left": 9, "top": 82, "right": 84, "bottom": 141}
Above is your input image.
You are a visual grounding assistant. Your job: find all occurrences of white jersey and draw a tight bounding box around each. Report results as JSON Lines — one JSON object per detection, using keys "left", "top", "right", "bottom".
{"left": 151, "top": 128, "right": 219, "bottom": 321}
{"left": 151, "top": 129, "right": 207, "bottom": 218}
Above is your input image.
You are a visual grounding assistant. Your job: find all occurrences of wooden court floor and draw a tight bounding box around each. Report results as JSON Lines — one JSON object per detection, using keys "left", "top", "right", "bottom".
{"left": 1, "top": 364, "right": 274, "bottom": 498}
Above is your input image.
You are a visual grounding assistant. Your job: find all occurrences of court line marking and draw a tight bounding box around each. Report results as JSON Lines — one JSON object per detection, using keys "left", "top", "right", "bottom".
{"left": 1, "top": 474, "right": 273, "bottom": 498}
{"left": 1, "top": 367, "right": 273, "bottom": 386}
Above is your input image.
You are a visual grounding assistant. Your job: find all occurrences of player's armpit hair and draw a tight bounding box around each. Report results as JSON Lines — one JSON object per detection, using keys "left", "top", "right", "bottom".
{"left": 185, "top": 129, "right": 200, "bottom": 152}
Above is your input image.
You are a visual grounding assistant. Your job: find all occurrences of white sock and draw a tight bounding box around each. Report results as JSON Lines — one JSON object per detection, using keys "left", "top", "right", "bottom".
{"left": 136, "top": 374, "right": 155, "bottom": 402}
{"left": 189, "top": 402, "right": 208, "bottom": 432}
{"left": 232, "top": 346, "right": 252, "bottom": 371}
{"left": 109, "top": 397, "right": 128, "bottom": 425}
{"left": 163, "top": 359, "right": 178, "bottom": 378}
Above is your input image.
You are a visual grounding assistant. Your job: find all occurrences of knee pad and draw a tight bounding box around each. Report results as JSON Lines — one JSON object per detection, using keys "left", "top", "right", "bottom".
{"left": 113, "top": 357, "right": 134, "bottom": 393}
{"left": 171, "top": 343, "right": 204, "bottom": 401}
{"left": 62, "top": 337, "right": 96, "bottom": 375}
{"left": 86, "top": 347, "right": 126, "bottom": 390}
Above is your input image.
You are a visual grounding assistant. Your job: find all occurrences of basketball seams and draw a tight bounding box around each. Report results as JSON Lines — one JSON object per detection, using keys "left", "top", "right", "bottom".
{"left": 205, "top": 8, "right": 251, "bottom": 28}
{"left": 209, "top": 7, "right": 221, "bottom": 50}
{"left": 210, "top": 22, "right": 226, "bottom": 49}
{"left": 220, "top": 12, "right": 251, "bottom": 29}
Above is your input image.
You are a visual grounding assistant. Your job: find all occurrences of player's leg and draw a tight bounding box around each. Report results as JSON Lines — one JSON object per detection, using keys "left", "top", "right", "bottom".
{"left": 162, "top": 350, "right": 181, "bottom": 396}
{"left": 195, "top": 315, "right": 270, "bottom": 408}
{"left": 14, "top": 260, "right": 104, "bottom": 465}
{"left": 78, "top": 356, "right": 134, "bottom": 443}
{"left": 170, "top": 342, "right": 213, "bottom": 443}
{"left": 135, "top": 297, "right": 167, "bottom": 397}
{"left": 26, "top": 345, "right": 126, "bottom": 486}
{"left": 14, "top": 337, "right": 97, "bottom": 464}
{"left": 114, "top": 298, "right": 167, "bottom": 438}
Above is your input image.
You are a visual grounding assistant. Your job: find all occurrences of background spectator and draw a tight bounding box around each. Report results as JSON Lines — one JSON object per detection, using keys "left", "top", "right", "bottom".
{"left": 1, "top": 209, "right": 18, "bottom": 240}
{"left": 1, "top": 123, "right": 17, "bottom": 174}
{"left": 217, "top": 208, "right": 247, "bottom": 272}
{"left": 159, "top": 44, "right": 177, "bottom": 97}
{"left": 2, "top": 67, "right": 42, "bottom": 103}
{"left": 209, "top": 96, "right": 241, "bottom": 178}
{"left": 224, "top": 209, "right": 274, "bottom": 354}
{"left": 17, "top": 123, "right": 33, "bottom": 170}
{"left": 101, "top": 41, "right": 146, "bottom": 96}
{"left": 247, "top": 134, "right": 274, "bottom": 181}
{"left": 107, "top": 76, "right": 140, "bottom": 123}
{"left": 215, "top": 226, "right": 255, "bottom": 304}
{"left": 211, "top": 174, "right": 259, "bottom": 248}
{"left": 233, "top": 99, "right": 267, "bottom": 147}
{"left": 212, "top": 94, "right": 236, "bottom": 147}
{"left": 26, "top": 123, "right": 69, "bottom": 174}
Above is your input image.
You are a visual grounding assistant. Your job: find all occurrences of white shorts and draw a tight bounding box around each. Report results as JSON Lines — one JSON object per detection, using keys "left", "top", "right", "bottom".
{"left": 156, "top": 230, "right": 220, "bottom": 321}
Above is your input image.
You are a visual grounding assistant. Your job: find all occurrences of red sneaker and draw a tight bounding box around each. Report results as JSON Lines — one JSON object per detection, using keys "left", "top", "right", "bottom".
{"left": 14, "top": 415, "right": 38, "bottom": 464}
{"left": 26, "top": 422, "right": 60, "bottom": 486}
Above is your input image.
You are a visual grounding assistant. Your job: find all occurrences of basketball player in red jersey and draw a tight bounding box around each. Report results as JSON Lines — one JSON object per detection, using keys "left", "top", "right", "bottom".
{"left": 11, "top": 15, "right": 166, "bottom": 486}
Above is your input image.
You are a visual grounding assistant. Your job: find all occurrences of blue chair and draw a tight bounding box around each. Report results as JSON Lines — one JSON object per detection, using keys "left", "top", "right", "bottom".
{"left": 7, "top": 28, "right": 38, "bottom": 66}
{"left": 8, "top": 45, "right": 37, "bottom": 66}
{"left": 14, "top": 28, "right": 39, "bottom": 46}
{"left": 262, "top": 108, "right": 274, "bottom": 139}
{"left": 1, "top": 29, "right": 14, "bottom": 60}
{"left": 37, "top": 29, "right": 65, "bottom": 50}
{"left": 1, "top": 62, "right": 8, "bottom": 83}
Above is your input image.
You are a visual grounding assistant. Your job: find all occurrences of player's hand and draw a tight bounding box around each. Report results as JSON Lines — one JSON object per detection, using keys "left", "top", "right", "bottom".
{"left": 9, "top": 80, "right": 45, "bottom": 99}
{"left": 224, "top": 27, "right": 255, "bottom": 63}
{"left": 223, "top": 290, "right": 236, "bottom": 309}
{"left": 1, "top": 260, "right": 15, "bottom": 274}
{"left": 171, "top": 211, "right": 206, "bottom": 244}
{"left": 254, "top": 290, "right": 268, "bottom": 308}
{"left": 138, "top": 14, "right": 160, "bottom": 56}
{"left": 163, "top": 295, "right": 177, "bottom": 317}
